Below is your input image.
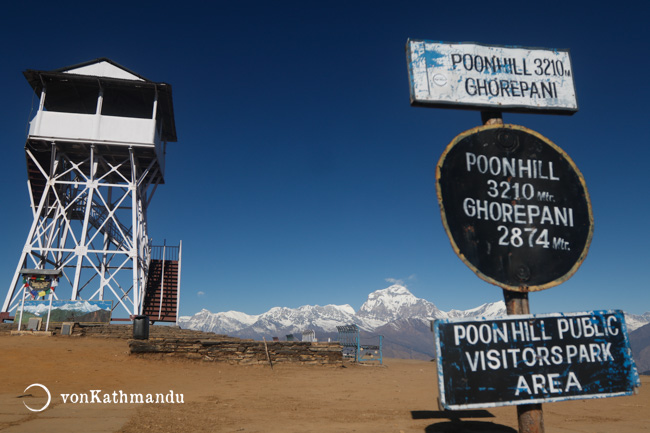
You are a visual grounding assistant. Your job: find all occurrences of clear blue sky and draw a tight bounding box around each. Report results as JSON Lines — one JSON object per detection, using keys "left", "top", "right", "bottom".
{"left": 0, "top": 1, "right": 648, "bottom": 317}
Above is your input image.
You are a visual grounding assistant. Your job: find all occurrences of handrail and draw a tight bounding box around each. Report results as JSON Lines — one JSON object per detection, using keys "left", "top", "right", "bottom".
{"left": 150, "top": 245, "right": 179, "bottom": 261}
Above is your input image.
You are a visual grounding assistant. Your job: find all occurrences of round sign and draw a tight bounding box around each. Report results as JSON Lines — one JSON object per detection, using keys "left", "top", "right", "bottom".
{"left": 436, "top": 124, "right": 593, "bottom": 292}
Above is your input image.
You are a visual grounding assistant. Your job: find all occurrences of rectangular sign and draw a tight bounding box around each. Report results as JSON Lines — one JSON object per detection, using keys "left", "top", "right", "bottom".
{"left": 406, "top": 40, "right": 578, "bottom": 114}
{"left": 434, "top": 310, "right": 640, "bottom": 409}
{"left": 20, "top": 300, "right": 112, "bottom": 324}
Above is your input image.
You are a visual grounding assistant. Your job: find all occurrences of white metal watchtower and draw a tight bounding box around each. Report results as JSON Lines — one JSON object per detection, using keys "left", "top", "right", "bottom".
{"left": 1, "top": 58, "right": 181, "bottom": 323}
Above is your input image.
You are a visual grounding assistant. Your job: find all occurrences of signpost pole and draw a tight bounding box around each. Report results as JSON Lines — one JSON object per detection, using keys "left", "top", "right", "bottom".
{"left": 503, "top": 289, "right": 545, "bottom": 433}
{"left": 417, "top": 41, "right": 623, "bottom": 433}
{"left": 483, "top": 111, "right": 545, "bottom": 433}
{"left": 481, "top": 110, "right": 503, "bottom": 126}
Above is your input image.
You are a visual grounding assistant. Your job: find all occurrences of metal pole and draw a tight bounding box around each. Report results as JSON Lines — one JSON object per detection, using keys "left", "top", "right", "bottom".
{"left": 158, "top": 243, "right": 166, "bottom": 321}
{"left": 45, "top": 293, "right": 53, "bottom": 332}
{"left": 356, "top": 325, "right": 360, "bottom": 363}
{"left": 175, "top": 240, "right": 182, "bottom": 326}
{"left": 17, "top": 283, "right": 26, "bottom": 331}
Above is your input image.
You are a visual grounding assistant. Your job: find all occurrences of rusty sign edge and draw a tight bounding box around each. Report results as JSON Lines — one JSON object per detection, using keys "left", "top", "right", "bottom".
{"left": 435, "top": 123, "right": 594, "bottom": 292}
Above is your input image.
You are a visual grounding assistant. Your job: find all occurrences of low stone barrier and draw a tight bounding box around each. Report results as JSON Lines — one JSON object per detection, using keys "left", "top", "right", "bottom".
{"left": 129, "top": 338, "right": 343, "bottom": 365}
{"left": 1, "top": 322, "right": 343, "bottom": 365}
{"left": 0, "top": 322, "right": 227, "bottom": 339}
{"left": 74, "top": 324, "right": 229, "bottom": 340}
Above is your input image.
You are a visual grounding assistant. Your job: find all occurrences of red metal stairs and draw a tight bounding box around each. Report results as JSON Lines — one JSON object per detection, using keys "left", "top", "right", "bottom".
{"left": 142, "top": 259, "right": 179, "bottom": 323}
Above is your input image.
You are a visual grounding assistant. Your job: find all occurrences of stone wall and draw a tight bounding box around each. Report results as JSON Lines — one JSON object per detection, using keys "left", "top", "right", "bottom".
{"left": 129, "top": 338, "right": 343, "bottom": 365}
{"left": 0, "top": 322, "right": 343, "bottom": 365}
{"left": 0, "top": 322, "right": 227, "bottom": 339}
{"left": 0, "top": 323, "right": 15, "bottom": 334}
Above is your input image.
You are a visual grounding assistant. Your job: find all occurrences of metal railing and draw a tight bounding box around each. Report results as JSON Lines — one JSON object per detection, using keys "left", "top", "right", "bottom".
{"left": 150, "top": 244, "right": 180, "bottom": 261}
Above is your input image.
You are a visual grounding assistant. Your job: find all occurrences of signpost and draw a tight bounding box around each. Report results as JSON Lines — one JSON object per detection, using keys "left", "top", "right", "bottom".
{"left": 405, "top": 38, "right": 639, "bottom": 433}
{"left": 406, "top": 40, "right": 578, "bottom": 114}
{"left": 434, "top": 311, "right": 641, "bottom": 409}
{"left": 436, "top": 124, "right": 593, "bottom": 291}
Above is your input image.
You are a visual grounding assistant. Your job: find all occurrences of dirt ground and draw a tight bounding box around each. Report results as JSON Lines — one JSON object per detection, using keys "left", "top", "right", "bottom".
{"left": 1, "top": 335, "right": 648, "bottom": 433}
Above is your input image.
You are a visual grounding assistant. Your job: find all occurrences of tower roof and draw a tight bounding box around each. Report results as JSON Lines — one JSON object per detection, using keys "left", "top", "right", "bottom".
{"left": 55, "top": 58, "right": 149, "bottom": 81}
{"left": 23, "top": 58, "right": 177, "bottom": 142}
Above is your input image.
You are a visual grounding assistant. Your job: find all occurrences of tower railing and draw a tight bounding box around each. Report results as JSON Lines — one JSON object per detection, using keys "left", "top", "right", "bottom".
{"left": 150, "top": 245, "right": 180, "bottom": 261}
{"left": 29, "top": 111, "right": 159, "bottom": 147}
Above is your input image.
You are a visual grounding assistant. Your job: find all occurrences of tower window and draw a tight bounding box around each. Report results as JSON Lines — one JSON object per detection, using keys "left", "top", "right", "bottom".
{"left": 101, "top": 85, "right": 155, "bottom": 119}
{"left": 43, "top": 80, "right": 98, "bottom": 114}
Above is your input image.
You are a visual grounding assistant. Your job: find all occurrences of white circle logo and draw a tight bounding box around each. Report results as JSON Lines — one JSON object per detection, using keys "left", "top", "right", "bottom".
{"left": 23, "top": 384, "right": 51, "bottom": 412}
{"left": 433, "top": 74, "right": 448, "bottom": 86}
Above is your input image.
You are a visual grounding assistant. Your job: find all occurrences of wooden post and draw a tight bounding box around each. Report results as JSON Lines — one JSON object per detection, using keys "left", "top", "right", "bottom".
{"left": 262, "top": 337, "right": 274, "bottom": 370}
{"left": 482, "top": 111, "right": 545, "bottom": 433}
{"left": 481, "top": 110, "right": 503, "bottom": 125}
{"left": 503, "top": 290, "right": 545, "bottom": 433}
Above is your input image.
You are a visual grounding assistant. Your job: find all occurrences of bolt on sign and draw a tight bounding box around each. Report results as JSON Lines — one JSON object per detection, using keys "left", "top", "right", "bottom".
{"left": 406, "top": 40, "right": 578, "bottom": 114}
{"left": 434, "top": 311, "right": 641, "bottom": 409}
{"left": 436, "top": 124, "right": 593, "bottom": 291}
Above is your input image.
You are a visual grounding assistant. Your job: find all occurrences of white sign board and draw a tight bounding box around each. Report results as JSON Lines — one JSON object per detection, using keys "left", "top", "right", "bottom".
{"left": 406, "top": 40, "right": 578, "bottom": 114}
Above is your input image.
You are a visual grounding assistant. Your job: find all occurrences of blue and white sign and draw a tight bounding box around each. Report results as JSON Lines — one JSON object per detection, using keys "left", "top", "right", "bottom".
{"left": 434, "top": 310, "right": 640, "bottom": 409}
{"left": 20, "top": 300, "right": 112, "bottom": 324}
{"left": 406, "top": 40, "right": 578, "bottom": 114}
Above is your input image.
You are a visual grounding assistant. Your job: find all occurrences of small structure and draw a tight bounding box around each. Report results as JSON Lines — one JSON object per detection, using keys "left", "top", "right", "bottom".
{"left": 15, "top": 268, "right": 61, "bottom": 330}
{"left": 358, "top": 336, "right": 383, "bottom": 364}
{"left": 301, "top": 329, "right": 316, "bottom": 342}
{"left": 337, "top": 324, "right": 360, "bottom": 360}
{"left": 336, "top": 324, "right": 383, "bottom": 364}
{"left": 20, "top": 269, "right": 61, "bottom": 300}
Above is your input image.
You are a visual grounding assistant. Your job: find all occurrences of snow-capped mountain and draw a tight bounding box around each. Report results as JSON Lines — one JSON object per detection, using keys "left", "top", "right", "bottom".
{"left": 626, "top": 312, "right": 650, "bottom": 332}
{"left": 180, "top": 284, "right": 505, "bottom": 337}
{"left": 181, "top": 308, "right": 259, "bottom": 335}
{"left": 22, "top": 300, "right": 107, "bottom": 315}
{"left": 56, "top": 300, "right": 106, "bottom": 313}
{"left": 356, "top": 284, "right": 446, "bottom": 328}
{"left": 179, "top": 284, "right": 650, "bottom": 359}
{"left": 22, "top": 302, "right": 52, "bottom": 316}
{"left": 445, "top": 301, "right": 506, "bottom": 319}
{"left": 179, "top": 284, "right": 505, "bottom": 358}
{"left": 181, "top": 303, "right": 361, "bottom": 338}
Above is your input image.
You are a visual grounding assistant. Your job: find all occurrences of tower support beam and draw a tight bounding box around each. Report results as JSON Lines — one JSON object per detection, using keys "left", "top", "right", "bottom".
{"left": 3, "top": 142, "right": 158, "bottom": 318}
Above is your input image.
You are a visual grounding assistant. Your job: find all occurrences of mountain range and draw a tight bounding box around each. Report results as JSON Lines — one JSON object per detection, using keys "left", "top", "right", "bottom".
{"left": 180, "top": 284, "right": 650, "bottom": 360}
{"left": 178, "top": 284, "right": 635, "bottom": 360}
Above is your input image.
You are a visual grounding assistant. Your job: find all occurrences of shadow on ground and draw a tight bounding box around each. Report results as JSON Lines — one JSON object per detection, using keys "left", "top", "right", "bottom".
{"left": 412, "top": 410, "right": 517, "bottom": 433}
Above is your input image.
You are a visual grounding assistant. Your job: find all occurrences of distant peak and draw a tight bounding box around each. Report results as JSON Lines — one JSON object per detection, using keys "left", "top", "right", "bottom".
{"left": 368, "top": 284, "right": 414, "bottom": 298}
{"left": 358, "top": 284, "right": 439, "bottom": 325}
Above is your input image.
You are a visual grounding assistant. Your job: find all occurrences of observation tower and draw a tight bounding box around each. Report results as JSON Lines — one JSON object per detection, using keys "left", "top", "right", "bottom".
{"left": 1, "top": 59, "right": 181, "bottom": 324}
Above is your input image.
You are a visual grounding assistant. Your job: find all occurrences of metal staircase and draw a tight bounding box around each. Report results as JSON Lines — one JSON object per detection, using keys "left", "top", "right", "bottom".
{"left": 141, "top": 244, "right": 181, "bottom": 323}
